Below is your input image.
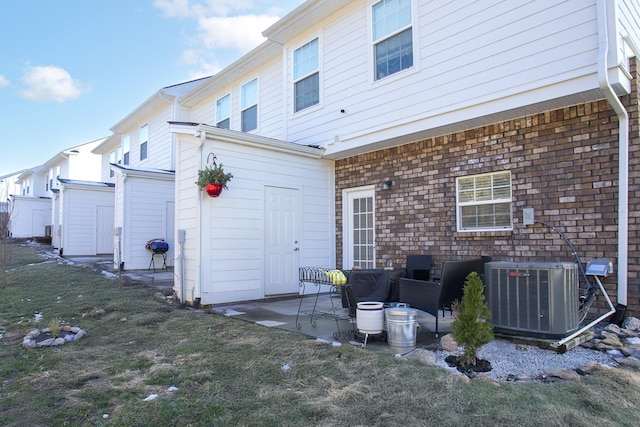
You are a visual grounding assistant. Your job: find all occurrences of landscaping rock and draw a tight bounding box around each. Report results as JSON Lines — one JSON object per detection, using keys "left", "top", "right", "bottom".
{"left": 544, "top": 369, "right": 581, "bottom": 381}
{"left": 440, "top": 334, "right": 458, "bottom": 352}
{"left": 404, "top": 348, "right": 436, "bottom": 365}
{"left": 474, "top": 374, "right": 500, "bottom": 386}
{"left": 622, "top": 317, "right": 640, "bottom": 332}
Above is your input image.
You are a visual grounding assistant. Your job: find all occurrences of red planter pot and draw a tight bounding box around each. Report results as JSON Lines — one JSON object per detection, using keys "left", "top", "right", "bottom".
{"left": 205, "top": 183, "right": 223, "bottom": 197}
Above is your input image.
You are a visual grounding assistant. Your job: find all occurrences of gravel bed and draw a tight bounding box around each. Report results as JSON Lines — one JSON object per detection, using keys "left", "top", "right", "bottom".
{"left": 434, "top": 339, "right": 619, "bottom": 382}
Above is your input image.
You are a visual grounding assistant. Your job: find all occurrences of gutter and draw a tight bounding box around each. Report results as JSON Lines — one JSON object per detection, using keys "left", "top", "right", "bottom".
{"left": 597, "top": 0, "right": 629, "bottom": 307}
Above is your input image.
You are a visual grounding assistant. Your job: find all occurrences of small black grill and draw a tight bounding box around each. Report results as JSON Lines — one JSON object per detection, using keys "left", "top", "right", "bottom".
{"left": 146, "top": 239, "right": 169, "bottom": 271}
{"left": 149, "top": 241, "right": 169, "bottom": 254}
{"left": 146, "top": 239, "right": 169, "bottom": 254}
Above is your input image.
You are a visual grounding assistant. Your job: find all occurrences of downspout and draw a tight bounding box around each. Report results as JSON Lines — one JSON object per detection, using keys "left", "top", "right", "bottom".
{"left": 597, "top": 0, "right": 628, "bottom": 307}
{"left": 195, "top": 128, "right": 206, "bottom": 305}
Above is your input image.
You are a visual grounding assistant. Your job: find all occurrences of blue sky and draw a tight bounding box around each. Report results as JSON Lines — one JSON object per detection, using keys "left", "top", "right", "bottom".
{"left": 0, "top": 0, "right": 304, "bottom": 176}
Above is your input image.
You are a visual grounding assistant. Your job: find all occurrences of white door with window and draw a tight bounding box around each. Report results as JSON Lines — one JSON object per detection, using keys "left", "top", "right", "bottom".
{"left": 264, "top": 186, "right": 299, "bottom": 295}
{"left": 343, "top": 186, "right": 376, "bottom": 269}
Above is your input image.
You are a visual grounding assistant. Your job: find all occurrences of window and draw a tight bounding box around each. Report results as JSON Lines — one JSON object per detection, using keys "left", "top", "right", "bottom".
{"left": 109, "top": 151, "right": 116, "bottom": 177}
{"left": 241, "top": 79, "right": 258, "bottom": 132}
{"left": 216, "top": 95, "right": 230, "bottom": 129}
{"left": 293, "top": 38, "right": 319, "bottom": 112}
{"left": 139, "top": 124, "right": 148, "bottom": 161}
{"left": 456, "top": 171, "right": 512, "bottom": 231}
{"left": 372, "top": 0, "right": 413, "bottom": 80}
{"left": 122, "top": 135, "right": 130, "bottom": 165}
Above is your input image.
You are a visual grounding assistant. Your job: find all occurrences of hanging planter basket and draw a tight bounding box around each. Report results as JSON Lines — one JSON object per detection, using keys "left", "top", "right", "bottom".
{"left": 196, "top": 160, "right": 233, "bottom": 198}
{"left": 205, "top": 183, "right": 223, "bottom": 198}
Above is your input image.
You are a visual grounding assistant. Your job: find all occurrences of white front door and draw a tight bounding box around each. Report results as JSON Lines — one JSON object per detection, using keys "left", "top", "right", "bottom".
{"left": 96, "top": 206, "right": 114, "bottom": 255}
{"left": 343, "top": 186, "right": 376, "bottom": 269}
{"left": 264, "top": 186, "right": 299, "bottom": 296}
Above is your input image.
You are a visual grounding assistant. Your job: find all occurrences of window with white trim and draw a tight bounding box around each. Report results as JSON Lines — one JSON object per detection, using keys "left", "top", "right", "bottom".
{"left": 293, "top": 38, "right": 319, "bottom": 112}
{"left": 456, "top": 171, "right": 512, "bottom": 231}
{"left": 372, "top": 0, "right": 413, "bottom": 80}
{"left": 122, "top": 135, "right": 130, "bottom": 165}
{"left": 109, "top": 151, "right": 116, "bottom": 177}
{"left": 216, "top": 95, "right": 230, "bottom": 129}
{"left": 241, "top": 79, "right": 258, "bottom": 132}
{"left": 139, "top": 124, "right": 148, "bottom": 161}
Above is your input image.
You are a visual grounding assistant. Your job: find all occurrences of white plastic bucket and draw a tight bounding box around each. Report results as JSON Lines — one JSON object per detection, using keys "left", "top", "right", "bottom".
{"left": 356, "top": 301, "right": 384, "bottom": 334}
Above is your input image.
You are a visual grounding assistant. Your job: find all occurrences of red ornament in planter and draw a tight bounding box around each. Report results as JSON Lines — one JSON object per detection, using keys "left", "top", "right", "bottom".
{"left": 205, "top": 183, "right": 223, "bottom": 197}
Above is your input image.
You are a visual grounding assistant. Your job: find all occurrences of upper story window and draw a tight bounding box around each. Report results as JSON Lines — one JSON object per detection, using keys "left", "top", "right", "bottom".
{"left": 241, "top": 79, "right": 258, "bottom": 132}
{"left": 372, "top": 0, "right": 413, "bottom": 80}
{"left": 109, "top": 151, "right": 116, "bottom": 177}
{"left": 139, "top": 124, "right": 148, "bottom": 161}
{"left": 122, "top": 135, "right": 130, "bottom": 165}
{"left": 293, "top": 38, "right": 319, "bottom": 112}
{"left": 456, "top": 171, "right": 512, "bottom": 231}
{"left": 216, "top": 95, "right": 230, "bottom": 129}
{"left": 54, "top": 166, "right": 60, "bottom": 189}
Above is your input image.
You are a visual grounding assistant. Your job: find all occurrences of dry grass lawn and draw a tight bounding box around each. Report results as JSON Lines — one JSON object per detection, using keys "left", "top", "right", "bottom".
{"left": 1, "top": 240, "right": 640, "bottom": 426}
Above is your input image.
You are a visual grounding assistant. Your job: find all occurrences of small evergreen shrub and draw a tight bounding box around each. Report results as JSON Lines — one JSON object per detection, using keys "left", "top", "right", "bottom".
{"left": 451, "top": 271, "right": 494, "bottom": 366}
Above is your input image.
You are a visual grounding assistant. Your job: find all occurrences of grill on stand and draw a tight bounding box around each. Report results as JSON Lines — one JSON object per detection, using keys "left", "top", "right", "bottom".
{"left": 146, "top": 239, "right": 169, "bottom": 271}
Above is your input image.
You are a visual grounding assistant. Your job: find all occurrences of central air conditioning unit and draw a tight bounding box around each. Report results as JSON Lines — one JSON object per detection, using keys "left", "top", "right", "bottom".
{"left": 484, "top": 261, "right": 579, "bottom": 338}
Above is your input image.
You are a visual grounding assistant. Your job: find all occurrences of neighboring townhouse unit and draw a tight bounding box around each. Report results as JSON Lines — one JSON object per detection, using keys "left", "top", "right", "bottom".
{"left": 8, "top": 138, "right": 109, "bottom": 252}
{"left": 93, "top": 77, "right": 211, "bottom": 271}
{"left": 169, "top": 0, "right": 640, "bottom": 319}
{"left": 1, "top": 170, "right": 28, "bottom": 238}
{"left": 54, "top": 179, "right": 115, "bottom": 256}
{"left": 43, "top": 138, "right": 106, "bottom": 254}
{"left": 10, "top": 166, "right": 51, "bottom": 239}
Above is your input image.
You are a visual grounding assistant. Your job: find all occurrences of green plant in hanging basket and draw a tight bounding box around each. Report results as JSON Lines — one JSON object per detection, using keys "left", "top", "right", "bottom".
{"left": 196, "top": 164, "right": 233, "bottom": 190}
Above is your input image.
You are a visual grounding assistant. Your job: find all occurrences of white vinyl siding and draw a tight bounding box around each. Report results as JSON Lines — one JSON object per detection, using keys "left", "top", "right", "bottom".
{"left": 456, "top": 171, "right": 512, "bottom": 231}
{"left": 58, "top": 185, "right": 114, "bottom": 256}
{"left": 285, "top": 1, "right": 609, "bottom": 157}
{"left": 174, "top": 129, "right": 334, "bottom": 305}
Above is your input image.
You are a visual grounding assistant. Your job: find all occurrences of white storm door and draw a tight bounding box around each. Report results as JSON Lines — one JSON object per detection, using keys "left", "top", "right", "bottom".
{"left": 96, "top": 206, "right": 114, "bottom": 255}
{"left": 265, "top": 186, "right": 299, "bottom": 295}
{"left": 343, "top": 187, "right": 376, "bottom": 269}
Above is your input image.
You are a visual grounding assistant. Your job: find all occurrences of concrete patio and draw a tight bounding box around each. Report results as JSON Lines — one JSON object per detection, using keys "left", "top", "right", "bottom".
{"left": 210, "top": 291, "right": 454, "bottom": 354}
{"left": 63, "top": 251, "right": 452, "bottom": 354}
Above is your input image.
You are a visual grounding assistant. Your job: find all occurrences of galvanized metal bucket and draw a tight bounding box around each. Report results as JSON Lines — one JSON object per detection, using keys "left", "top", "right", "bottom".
{"left": 385, "top": 303, "right": 419, "bottom": 348}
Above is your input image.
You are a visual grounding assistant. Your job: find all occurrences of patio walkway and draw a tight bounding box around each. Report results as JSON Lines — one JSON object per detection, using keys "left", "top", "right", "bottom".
{"left": 210, "top": 292, "right": 453, "bottom": 354}
{"left": 63, "top": 250, "right": 452, "bottom": 354}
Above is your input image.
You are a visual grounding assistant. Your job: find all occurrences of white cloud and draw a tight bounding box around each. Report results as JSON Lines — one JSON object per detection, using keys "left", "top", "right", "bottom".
{"left": 0, "top": 75, "right": 9, "bottom": 87}
{"left": 154, "top": 0, "right": 286, "bottom": 73}
{"left": 19, "top": 65, "right": 91, "bottom": 103}
{"left": 197, "top": 14, "right": 278, "bottom": 51}
{"left": 181, "top": 49, "right": 224, "bottom": 80}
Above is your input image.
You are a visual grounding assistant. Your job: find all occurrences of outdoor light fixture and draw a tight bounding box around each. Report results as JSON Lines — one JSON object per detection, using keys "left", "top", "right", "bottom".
{"left": 381, "top": 179, "right": 392, "bottom": 191}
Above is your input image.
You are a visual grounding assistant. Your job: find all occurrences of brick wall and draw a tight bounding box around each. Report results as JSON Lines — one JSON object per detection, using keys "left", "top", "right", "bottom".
{"left": 335, "top": 60, "right": 640, "bottom": 317}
